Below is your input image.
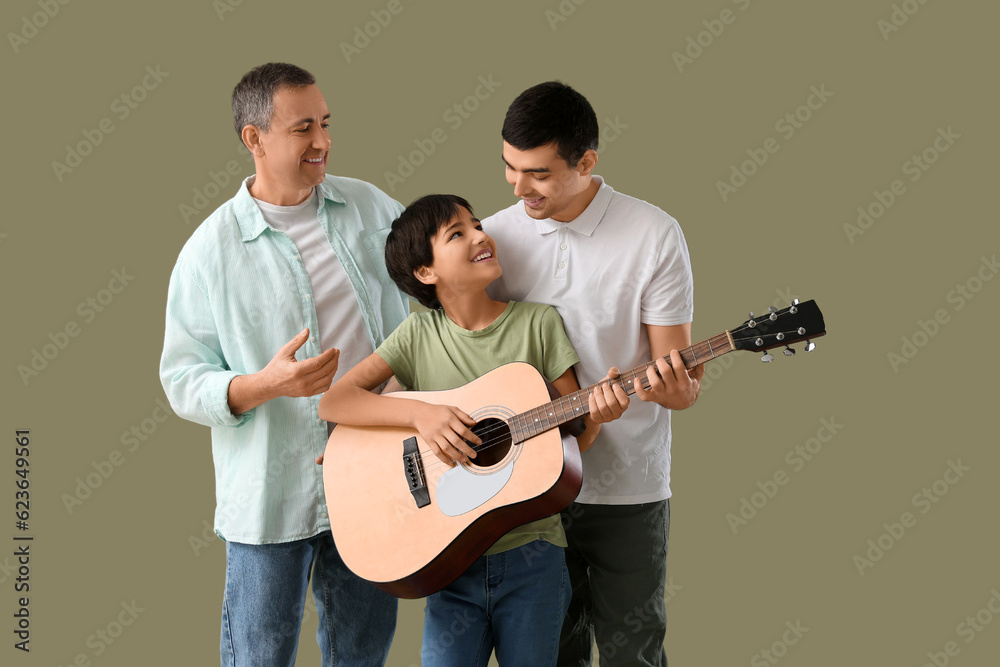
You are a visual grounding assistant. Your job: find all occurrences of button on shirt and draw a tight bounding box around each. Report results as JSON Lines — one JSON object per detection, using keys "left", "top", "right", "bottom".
{"left": 160, "top": 175, "right": 408, "bottom": 544}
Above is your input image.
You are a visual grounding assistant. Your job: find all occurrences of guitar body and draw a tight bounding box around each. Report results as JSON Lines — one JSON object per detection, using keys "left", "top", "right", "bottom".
{"left": 323, "top": 362, "right": 582, "bottom": 599}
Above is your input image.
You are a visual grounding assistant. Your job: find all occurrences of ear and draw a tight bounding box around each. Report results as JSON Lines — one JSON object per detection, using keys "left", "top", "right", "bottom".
{"left": 241, "top": 125, "right": 266, "bottom": 158}
{"left": 414, "top": 265, "right": 437, "bottom": 286}
{"left": 576, "top": 149, "right": 598, "bottom": 177}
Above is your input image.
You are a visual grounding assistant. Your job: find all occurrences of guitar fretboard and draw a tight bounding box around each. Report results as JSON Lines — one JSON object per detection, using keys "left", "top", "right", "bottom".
{"left": 507, "top": 331, "right": 734, "bottom": 444}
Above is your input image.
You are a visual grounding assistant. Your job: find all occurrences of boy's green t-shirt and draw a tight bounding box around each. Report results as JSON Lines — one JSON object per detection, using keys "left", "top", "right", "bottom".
{"left": 375, "top": 301, "right": 580, "bottom": 555}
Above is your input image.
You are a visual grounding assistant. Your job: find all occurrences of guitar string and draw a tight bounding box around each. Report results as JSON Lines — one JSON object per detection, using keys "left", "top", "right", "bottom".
{"left": 408, "top": 317, "right": 812, "bottom": 474}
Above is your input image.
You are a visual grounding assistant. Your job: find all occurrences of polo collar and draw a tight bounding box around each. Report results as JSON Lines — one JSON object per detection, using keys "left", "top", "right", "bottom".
{"left": 531, "top": 176, "right": 613, "bottom": 237}
{"left": 234, "top": 175, "right": 347, "bottom": 242}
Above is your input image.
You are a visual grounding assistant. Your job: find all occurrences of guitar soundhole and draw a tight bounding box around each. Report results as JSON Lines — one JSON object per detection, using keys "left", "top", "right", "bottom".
{"left": 468, "top": 418, "right": 511, "bottom": 468}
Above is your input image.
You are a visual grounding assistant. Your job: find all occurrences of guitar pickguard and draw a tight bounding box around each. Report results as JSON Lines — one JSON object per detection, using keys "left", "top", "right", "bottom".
{"left": 436, "top": 461, "right": 515, "bottom": 517}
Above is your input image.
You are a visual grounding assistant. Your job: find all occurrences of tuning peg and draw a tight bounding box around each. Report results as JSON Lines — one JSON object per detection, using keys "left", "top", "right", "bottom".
{"left": 748, "top": 312, "right": 756, "bottom": 328}
{"left": 783, "top": 346, "right": 795, "bottom": 357}
{"left": 804, "top": 340, "right": 816, "bottom": 352}
{"left": 768, "top": 306, "right": 778, "bottom": 321}
{"left": 761, "top": 352, "right": 774, "bottom": 363}
{"left": 789, "top": 299, "right": 799, "bottom": 314}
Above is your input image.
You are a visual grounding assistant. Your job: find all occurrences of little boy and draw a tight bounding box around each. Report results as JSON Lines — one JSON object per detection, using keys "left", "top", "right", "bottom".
{"left": 318, "top": 194, "right": 628, "bottom": 666}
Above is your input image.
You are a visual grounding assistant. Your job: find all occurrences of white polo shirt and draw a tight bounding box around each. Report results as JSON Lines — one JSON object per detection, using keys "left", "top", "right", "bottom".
{"left": 484, "top": 176, "right": 694, "bottom": 504}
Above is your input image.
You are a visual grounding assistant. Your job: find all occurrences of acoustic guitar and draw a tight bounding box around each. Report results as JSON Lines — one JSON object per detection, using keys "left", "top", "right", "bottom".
{"left": 323, "top": 299, "right": 826, "bottom": 598}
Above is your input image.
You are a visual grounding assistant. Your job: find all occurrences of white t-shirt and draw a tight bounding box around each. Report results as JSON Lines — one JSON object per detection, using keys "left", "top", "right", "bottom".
{"left": 253, "top": 189, "right": 373, "bottom": 411}
{"left": 484, "top": 176, "right": 694, "bottom": 504}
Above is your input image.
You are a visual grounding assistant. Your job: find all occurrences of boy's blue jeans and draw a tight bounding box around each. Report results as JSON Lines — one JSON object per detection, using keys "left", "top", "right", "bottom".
{"left": 220, "top": 531, "right": 397, "bottom": 666}
{"left": 421, "top": 539, "right": 570, "bottom": 666}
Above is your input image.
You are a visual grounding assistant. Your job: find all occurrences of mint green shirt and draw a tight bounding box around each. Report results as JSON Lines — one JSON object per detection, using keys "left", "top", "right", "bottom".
{"left": 160, "top": 175, "right": 407, "bottom": 544}
{"left": 376, "top": 301, "right": 580, "bottom": 554}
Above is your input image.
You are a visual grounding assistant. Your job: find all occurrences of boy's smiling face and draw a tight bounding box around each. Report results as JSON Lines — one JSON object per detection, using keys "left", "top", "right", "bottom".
{"left": 415, "top": 206, "right": 502, "bottom": 298}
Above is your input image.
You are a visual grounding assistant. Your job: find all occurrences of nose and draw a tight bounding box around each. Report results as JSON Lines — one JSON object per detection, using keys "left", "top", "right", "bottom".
{"left": 510, "top": 172, "right": 531, "bottom": 198}
{"left": 313, "top": 125, "right": 331, "bottom": 151}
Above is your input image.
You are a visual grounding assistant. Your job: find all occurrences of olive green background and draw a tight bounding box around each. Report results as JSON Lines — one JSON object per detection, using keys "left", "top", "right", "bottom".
{"left": 4, "top": 1, "right": 997, "bottom": 665}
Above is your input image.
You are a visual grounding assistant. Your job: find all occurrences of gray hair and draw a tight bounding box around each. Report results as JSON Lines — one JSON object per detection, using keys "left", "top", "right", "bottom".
{"left": 231, "top": 63, "right": 315, "bottom": 143}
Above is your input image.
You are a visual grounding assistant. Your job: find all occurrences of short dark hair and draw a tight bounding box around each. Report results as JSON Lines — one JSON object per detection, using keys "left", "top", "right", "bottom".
{"left": 501, "top": 81, "right": 599, "bottom": 166}
{"left": 231, "top": 63, "right": 315, "bottom": 142}
{"left": 385, "top": 194, "right": 475, "bottom": 310}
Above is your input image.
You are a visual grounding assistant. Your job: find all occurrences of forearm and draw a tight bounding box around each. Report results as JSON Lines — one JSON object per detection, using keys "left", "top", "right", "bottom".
{"left": 227, "top": 372, "right": 279, "bottom": 417}
{"left": 319, "top": 382, "right": 423, "bottom": 429}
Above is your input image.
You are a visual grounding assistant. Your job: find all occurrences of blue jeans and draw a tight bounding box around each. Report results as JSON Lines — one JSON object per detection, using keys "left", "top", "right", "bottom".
{"left": 421, "top": 539, "right": 570, "bottom": 666}
{"left": 220, "top": 532, "right": 397, "bottom": 666}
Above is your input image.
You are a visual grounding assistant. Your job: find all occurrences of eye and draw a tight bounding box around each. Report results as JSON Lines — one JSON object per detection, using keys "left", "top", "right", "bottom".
{"left": 535, "top": 175, "right": 549, "bottom": 181}
{"left": 449, "top": 231, "right": 462, "bottom": 240}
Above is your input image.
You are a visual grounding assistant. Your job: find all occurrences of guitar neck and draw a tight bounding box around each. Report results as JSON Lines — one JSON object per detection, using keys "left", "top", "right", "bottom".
{"left": 508, "top": 331, "right": 735, "bottom": 443}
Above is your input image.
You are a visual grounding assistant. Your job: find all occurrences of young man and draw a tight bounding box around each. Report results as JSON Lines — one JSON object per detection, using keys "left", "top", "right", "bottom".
{"left": 483, "top": 81, "right": 704, "bottom": 666}
{"left": 160, "top": 63, "right": 404, "bottom": 666}
{"left": 318, "top": 194, "right": 629, "bottom": 666}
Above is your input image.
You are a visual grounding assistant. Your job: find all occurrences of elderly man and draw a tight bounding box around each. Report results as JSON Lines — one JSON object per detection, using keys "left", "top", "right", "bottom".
{"left": 160, "top": 62, "right": 404, "bottom": 666}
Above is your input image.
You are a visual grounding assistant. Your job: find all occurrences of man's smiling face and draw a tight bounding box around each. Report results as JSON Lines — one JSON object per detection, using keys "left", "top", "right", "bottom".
{"left": 502, "top": 141, "right": 597, "bottom": 222}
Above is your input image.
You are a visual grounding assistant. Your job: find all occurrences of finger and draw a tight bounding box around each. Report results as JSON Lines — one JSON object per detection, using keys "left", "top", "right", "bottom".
{"left": 280, "top": 328, "right": 310, "bottom": 357}
{"left": 449, "top": 428, "right": 479, "bottom": 459}
{"left": 439, "top": 436, "right": 472, "bottom": 465}
{"left": 298, "top": 346, "right": 340, "bottom": 374}
{"left": 611, "top": 381, "right": 630, "bottom": 410}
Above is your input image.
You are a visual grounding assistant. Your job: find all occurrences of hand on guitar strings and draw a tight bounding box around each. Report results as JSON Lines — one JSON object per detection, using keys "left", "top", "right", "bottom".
{"left": 633, "top": 350, "right": 703, "bottom": 410}
{"left": 413, "top": 403, "right": 482, "bottom": 467}
{"left": 588, "top": 366, "right": 631, "bottom": 424}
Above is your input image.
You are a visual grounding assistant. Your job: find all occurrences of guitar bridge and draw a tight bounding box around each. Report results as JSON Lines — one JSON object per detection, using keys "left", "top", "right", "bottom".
{"left": 402, "top": 437, "right": 430, "bottom": 508}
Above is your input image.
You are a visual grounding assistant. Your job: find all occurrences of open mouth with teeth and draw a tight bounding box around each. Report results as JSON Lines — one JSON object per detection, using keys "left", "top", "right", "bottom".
{"left": 303, "top": 156, "right": 325, "bottom": 165}
{"left": 472, "top": 250, "right": 493, "bottom": 262}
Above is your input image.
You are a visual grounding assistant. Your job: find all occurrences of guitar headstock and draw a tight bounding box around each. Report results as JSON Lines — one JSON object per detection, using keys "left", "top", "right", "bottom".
{"left": 730, "top": 299, "right": 826, "bottom": 362}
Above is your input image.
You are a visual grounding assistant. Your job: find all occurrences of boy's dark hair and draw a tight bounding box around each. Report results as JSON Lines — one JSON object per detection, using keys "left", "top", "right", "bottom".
{"left": 385, "top": 194, "right": 475, "bottom": 310}
{"left": 231, "top": 62, "right": 315, "bottom": 142}
{"left": 501, "top": 81, "right": 599, "bottom": 167}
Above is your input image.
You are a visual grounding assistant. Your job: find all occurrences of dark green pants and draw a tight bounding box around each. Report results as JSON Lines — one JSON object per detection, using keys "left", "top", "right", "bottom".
{"left": 558, "top": 500, "right": 670, "bottom": 667}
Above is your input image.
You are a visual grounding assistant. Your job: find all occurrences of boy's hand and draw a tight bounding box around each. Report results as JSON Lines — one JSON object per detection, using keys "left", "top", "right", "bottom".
{"left": 633, "top": 350, "right": 702, "bottom": 409}
{"left": 588, "top": 367, "right": 630, "bottom": 424}
{"left": 414, "top": 404, "right": 481, "bottom": 466}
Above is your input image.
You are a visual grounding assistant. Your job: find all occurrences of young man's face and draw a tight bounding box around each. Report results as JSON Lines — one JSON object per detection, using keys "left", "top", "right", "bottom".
{"left": 502, "top": 141, "right": 596, "bottom": 222}
{"left": 418, "top": 207, "right": 501, "bottom": 296}
{"left": 251, "top": 84, "right": 331, "bottom": 204}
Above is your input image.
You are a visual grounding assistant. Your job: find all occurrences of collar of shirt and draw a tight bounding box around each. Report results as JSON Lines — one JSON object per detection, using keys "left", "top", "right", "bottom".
{"left": 233, "top": 176, "right": 348, "bottom": 242}
{"left": 532, "top": 175, "right": 614, "bottom": 238}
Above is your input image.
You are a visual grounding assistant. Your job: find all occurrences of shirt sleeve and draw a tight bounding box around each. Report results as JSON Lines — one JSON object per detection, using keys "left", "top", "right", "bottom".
{"left": 640, "top": 219, "right": 694, "bottom": 326}
{"left": 373, "top": 313, "right": 419, "bottom": 390}
{"left": 537, "top": 305, "right": 581, "bottom": 383}
{"left": 159, "top": 255, "right": 249, "bottom": 429}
